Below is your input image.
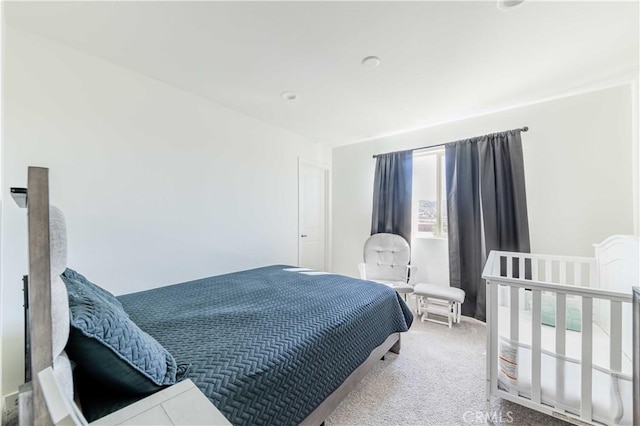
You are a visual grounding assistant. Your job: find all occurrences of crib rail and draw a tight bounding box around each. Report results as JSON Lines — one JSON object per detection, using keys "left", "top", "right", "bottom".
{"left": 482, "top": 251, "right": 629, "bottom": 302}
{"left": 482, "top": 250, "right": 597, "bottom": 284}
{"left": 483, "top": 250, "right": 634, "bottom": 425}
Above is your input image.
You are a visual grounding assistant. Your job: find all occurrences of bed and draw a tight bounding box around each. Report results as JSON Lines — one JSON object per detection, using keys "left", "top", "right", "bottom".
{"left": 18, "top": 166, "right": 413, "bottom": 425}
{"left": 482, "top": 236, "right": 639, "bottom": 426}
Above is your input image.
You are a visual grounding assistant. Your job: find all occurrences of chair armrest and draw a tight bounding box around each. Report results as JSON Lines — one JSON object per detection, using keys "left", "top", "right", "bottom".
{"left": 407, "top": 265, "right": 418, "bottom": 285}
{"left": 357, "top": 263, "right": 367, "bottom": 280}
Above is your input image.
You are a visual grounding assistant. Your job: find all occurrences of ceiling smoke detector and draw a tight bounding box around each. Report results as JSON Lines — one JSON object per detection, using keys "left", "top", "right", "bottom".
{"left": 281, "top": 91, "right": 298, "bottom": 101}
{"left": 497, "top": 0, "right": 525, "bottom": 10}
{"left": 361, "top": 56, "right": 381, "bottom": 69}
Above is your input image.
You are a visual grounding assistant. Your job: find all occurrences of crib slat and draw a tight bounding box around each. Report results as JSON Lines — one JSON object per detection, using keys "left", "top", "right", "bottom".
{"left": 610, "top": 301, "right": 622, "bottom": 372}
{"left": 488, "top": 282, "right": 499, "bottom": 396}
{"left": 510, "top": 286, "right": 519, "bottom": 341}
{"left": 556, "top": 293, "right": 566, "bottom": 407}
{"left": 559, "top": 262, "right": 566, "bottom": 284}
{"left": 556, "top": 294, "right": 566, "bottom": 355}
{"left": 574, "top": 263, "right": 582, "bottom": 286}
{"left": 581, "top": 297, "right": 593, "bottom": 420}
{"left": 531, "top": 290, "right": 542, "bottom": 404}
{"left": 545, "top": 260, "right": 552, "bottom": 282}
{"left": 532, "top": 258, "right": 539, "bottom": 280}
{"left": 519, "top": 257, "right": 525, "bottom": 280}
{"left": 506, "top": 256, "right": 513, "bottom": 278}
{"left": 510, "top": 286, "right": 519, "bottom": 396}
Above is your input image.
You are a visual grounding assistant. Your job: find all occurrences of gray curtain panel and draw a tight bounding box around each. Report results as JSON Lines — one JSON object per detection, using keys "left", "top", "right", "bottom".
{"left": 446, "top": 130, "right": 530, "bottom": 321}
{"left": 371, "top": 150, "right": 413, "bottom": 245}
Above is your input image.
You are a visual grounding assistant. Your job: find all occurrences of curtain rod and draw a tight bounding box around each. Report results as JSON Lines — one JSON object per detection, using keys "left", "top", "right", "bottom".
{"left": 372, "top": 126, "right": 529, "bottom": 159}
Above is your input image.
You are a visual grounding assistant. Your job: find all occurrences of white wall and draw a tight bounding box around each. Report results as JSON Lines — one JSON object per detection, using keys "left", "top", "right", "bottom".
{"left": 332, "top": 85, "right": 636, "bottom": 284}
{"left": 1, "top": 28, "right": 330, "bottom": 399}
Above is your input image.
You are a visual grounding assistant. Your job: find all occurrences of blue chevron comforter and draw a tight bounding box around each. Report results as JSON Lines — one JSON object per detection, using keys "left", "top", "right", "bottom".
{"left": 86, "top": 265, "right": 413, "bottom": 425}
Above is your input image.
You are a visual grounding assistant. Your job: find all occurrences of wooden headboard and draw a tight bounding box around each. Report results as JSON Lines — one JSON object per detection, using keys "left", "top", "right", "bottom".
{"left": 20, "top": 166, "right": 54, "bottom": 425}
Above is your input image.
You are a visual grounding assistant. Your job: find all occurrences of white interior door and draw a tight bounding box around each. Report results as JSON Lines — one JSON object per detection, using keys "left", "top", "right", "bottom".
{"left": 299, "top": 161, "right": 327, "bottom": 270}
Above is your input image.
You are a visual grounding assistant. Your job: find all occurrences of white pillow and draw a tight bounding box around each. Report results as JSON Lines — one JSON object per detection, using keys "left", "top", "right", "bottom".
{"left": 49, "top": 205, "right": 67, "bottom": 278}
{"left": 49, "top": 205, "right": 70, "bottom": 358}
{"left": 51, "top": 276, "right": 70, "bottom": 358}
{"left": 49, "top": 206, "right": 74, "bottom": 406}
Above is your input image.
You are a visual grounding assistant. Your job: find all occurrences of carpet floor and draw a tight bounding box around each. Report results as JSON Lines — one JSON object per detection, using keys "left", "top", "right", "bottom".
{"left": 325, "top": 316, "right": 571, "bottom": 426}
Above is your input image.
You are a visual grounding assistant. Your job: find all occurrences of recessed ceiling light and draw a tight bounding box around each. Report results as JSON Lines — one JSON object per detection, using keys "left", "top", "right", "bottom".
{"left": 497, "top": 0, "right": 525, "bottom": 10}
{"left": 281, "top": 91, "right": 298, "bottom": 101}
{"left": 361, "top": 56, "right": 381, "bottom": 69}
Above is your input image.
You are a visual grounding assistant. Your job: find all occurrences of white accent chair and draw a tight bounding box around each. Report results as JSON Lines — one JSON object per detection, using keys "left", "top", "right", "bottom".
{"left": 358, "top": 233, "right": 416, "bottom": 299}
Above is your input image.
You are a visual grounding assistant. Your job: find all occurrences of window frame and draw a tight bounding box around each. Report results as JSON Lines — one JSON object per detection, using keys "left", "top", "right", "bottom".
{"left": 412, "top": 148, "right": 447, "bottom": 240}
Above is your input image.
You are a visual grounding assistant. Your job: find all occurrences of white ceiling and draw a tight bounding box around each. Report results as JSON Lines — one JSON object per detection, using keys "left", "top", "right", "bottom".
{"left": 5, "top": 1, "right": 639, "bottom": 146}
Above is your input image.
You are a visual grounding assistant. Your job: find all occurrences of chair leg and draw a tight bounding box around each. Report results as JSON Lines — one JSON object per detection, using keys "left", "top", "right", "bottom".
{"left": 448, "top": 302, "right": 453, "bottom": 328}
{"left": 423, "top": 298, "right": 429, "bottom": 322}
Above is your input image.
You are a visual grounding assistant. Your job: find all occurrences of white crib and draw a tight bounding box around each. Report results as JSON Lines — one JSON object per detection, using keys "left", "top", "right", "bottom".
{"left": 482, "top": 235, "right": 639, "bottom": 426}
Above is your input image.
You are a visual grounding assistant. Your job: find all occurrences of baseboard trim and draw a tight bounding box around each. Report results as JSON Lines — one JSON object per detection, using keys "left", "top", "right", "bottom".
{"left": 459, "top": 315, "right": 487, "bottom": 326}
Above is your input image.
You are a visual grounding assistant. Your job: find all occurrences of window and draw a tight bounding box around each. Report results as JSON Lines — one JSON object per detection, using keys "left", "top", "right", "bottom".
{"left": 412, "top": 150, "right": 447, "bottom": 238}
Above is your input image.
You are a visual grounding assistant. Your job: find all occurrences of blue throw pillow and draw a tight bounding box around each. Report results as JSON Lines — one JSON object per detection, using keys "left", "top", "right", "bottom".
{"left": 62, "top": 271, "right": 189, "bottom": 395}
{"left": 62, "top": 268, "right": 124, "bottom": 309}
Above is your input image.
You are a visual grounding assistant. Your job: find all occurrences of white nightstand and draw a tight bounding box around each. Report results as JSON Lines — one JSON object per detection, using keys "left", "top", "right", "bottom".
{"left": 92, "top": 380, "right": 230, "bottom": 426}
{"left": 36, "top": 366, "right": 231, "bottom": 426}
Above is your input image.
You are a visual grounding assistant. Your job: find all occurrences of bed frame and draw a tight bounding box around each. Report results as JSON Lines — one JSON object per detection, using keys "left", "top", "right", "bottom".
{"left": 19, "top": 166, "right": 401, "bottom": 425}
{"left": 482, "top": 237, "right": 638, "bottom": 426}
{"left": 21, "top": 167, "right": 53, "bottom": 426}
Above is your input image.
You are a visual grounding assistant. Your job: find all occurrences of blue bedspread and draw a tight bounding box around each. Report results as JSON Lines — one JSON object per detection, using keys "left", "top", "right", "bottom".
{"left": 110, "top": 265, "right": 412, "bottom": 425}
